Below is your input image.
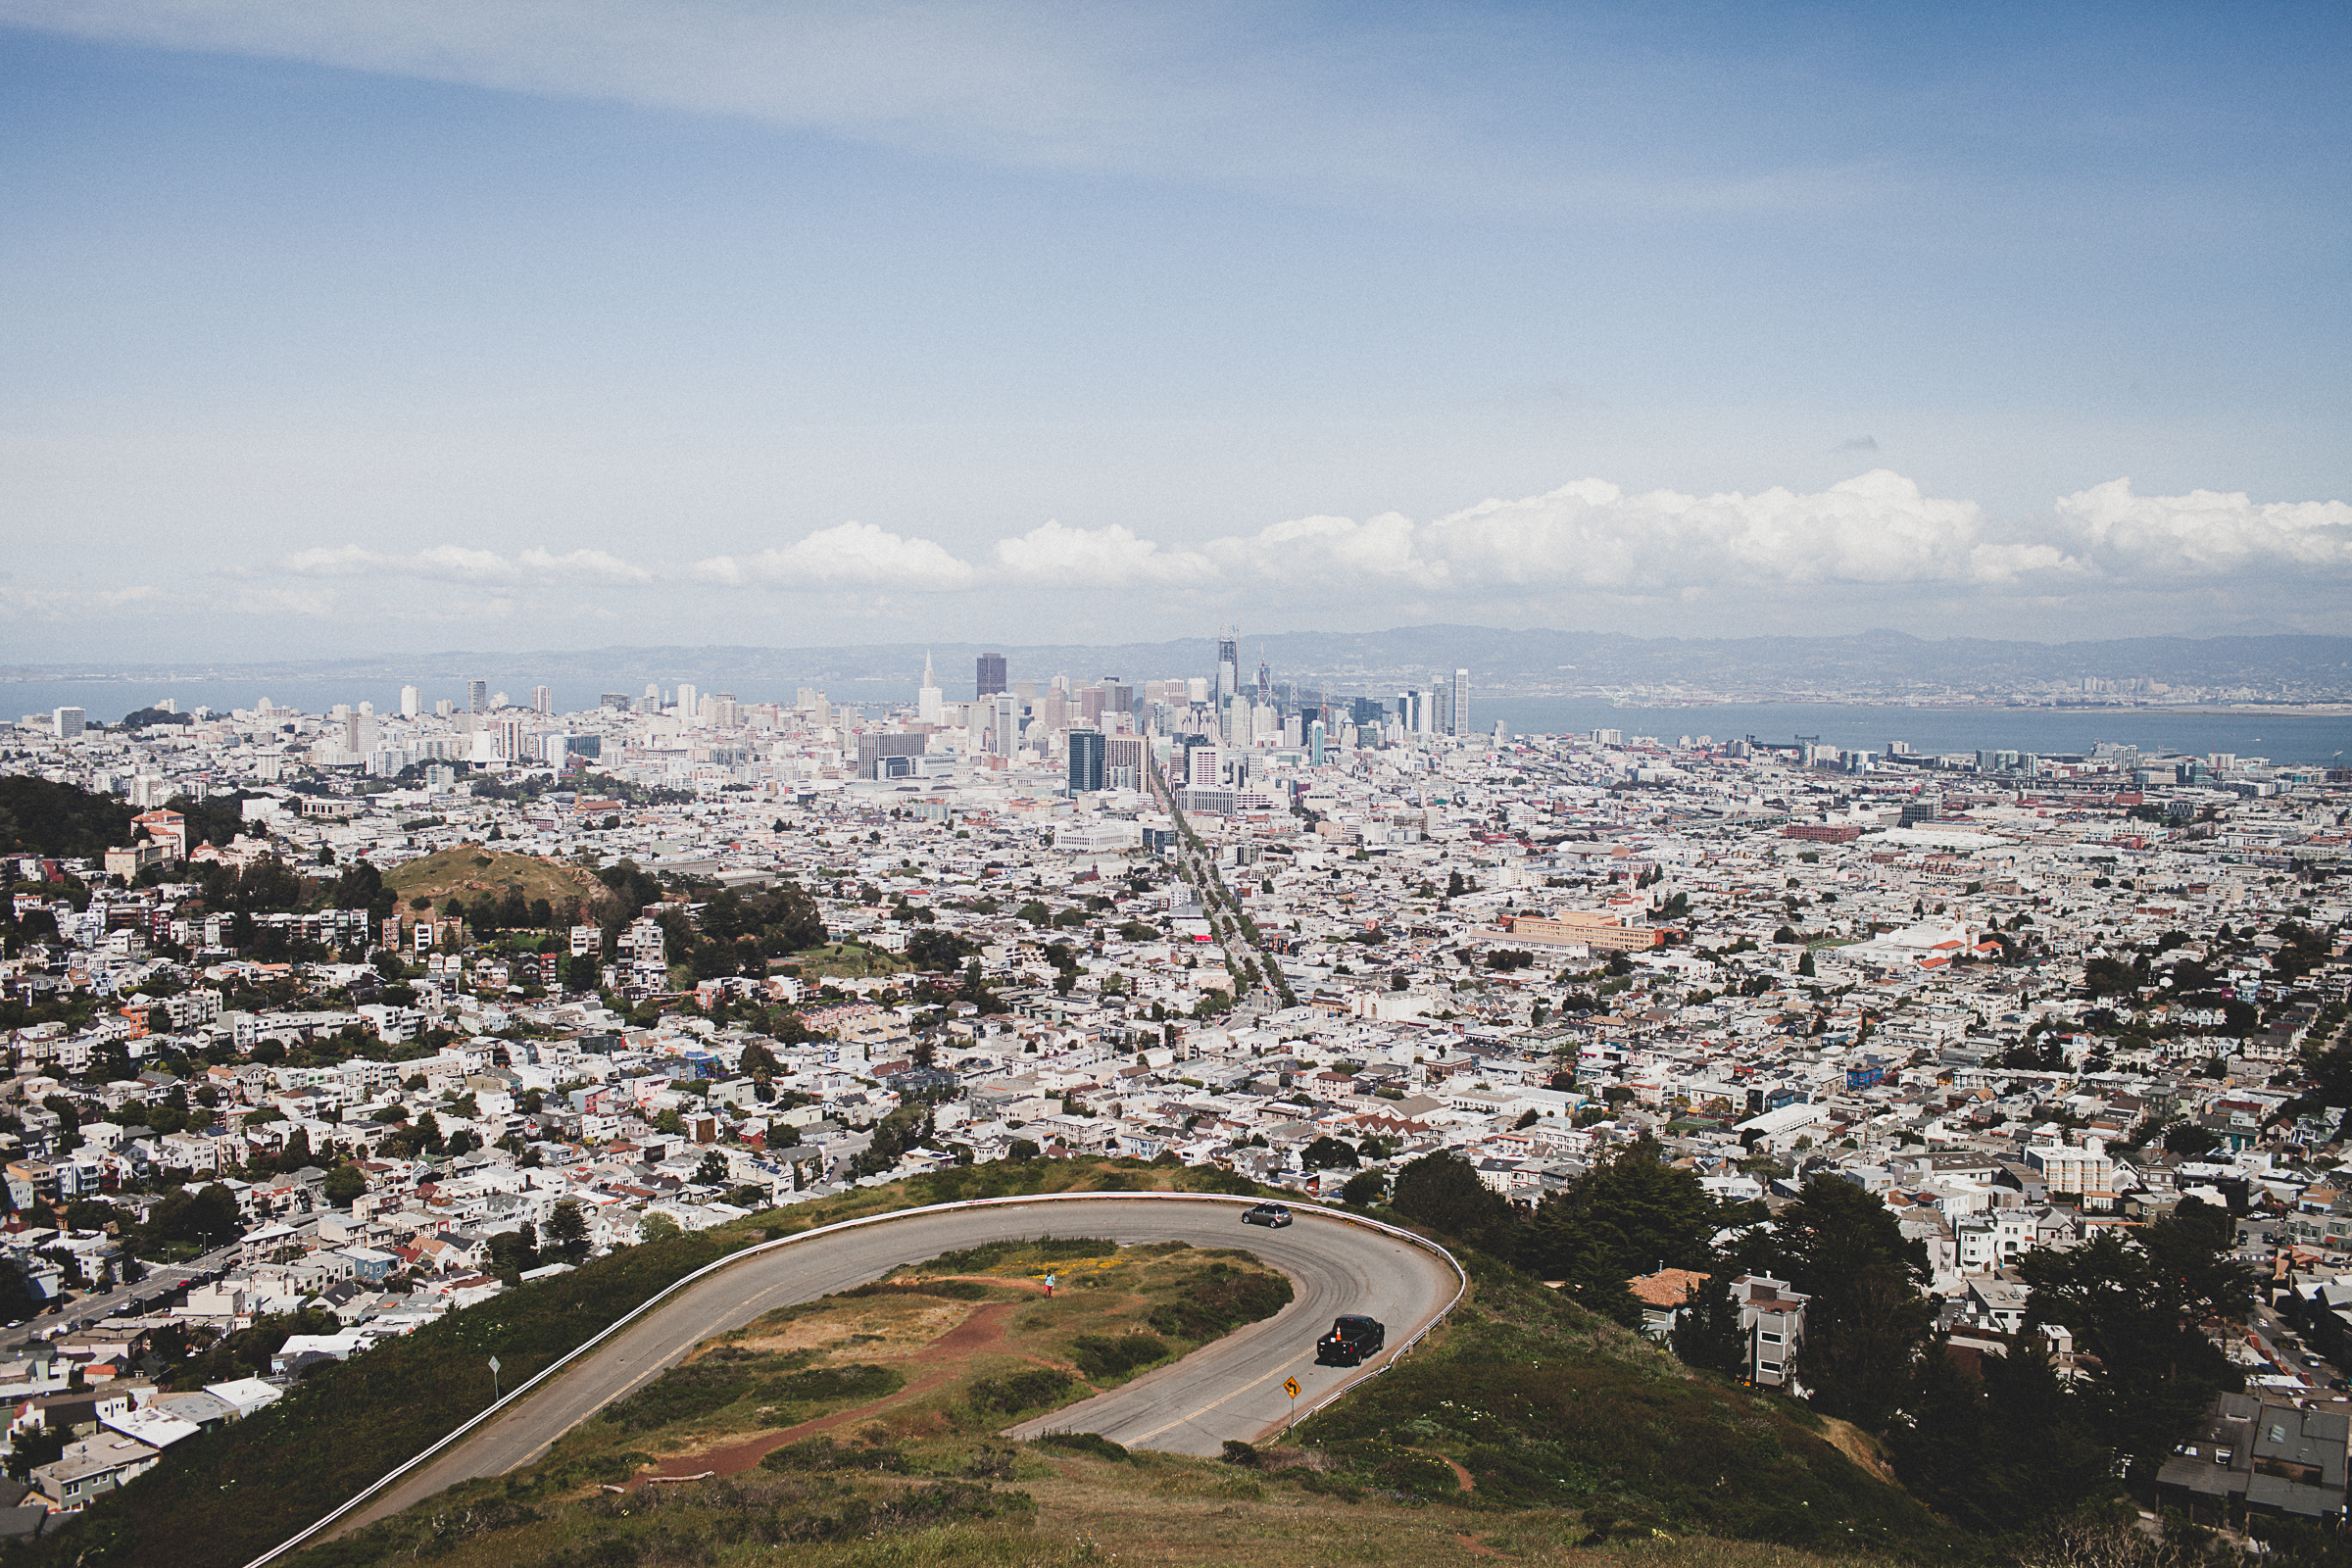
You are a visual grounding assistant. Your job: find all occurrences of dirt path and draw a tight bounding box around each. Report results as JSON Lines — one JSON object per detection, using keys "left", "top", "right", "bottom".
{"left": 1405, "top": 1446, "right": 1475, "bottom": 1494}
{"left": 635, "top": 1300, "right": 1024, "bottom": 1483}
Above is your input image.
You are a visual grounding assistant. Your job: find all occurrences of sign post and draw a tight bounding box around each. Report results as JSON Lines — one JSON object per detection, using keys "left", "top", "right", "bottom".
{"left": 1283, "top": 1375, "right": 1299, "bottom": 1430}
{"left": 488, "top": 1355, "right": 502, "bottom": 1399}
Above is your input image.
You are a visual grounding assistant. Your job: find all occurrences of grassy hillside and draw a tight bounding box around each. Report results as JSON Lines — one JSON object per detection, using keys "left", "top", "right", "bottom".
{"left": 281, "top": 1231, "right": 1942, "bottom": 1568}
{"left": 1291, "top": 1252, "right": 1954, "bottom": 1558}
{"left": 383, "top": 846, "right": 609, "bottom": 919}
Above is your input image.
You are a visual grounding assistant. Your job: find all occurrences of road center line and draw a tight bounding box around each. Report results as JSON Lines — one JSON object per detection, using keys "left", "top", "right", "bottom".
{"left": 1127, "top": 1346, "right": 1319, "bottom": 1444}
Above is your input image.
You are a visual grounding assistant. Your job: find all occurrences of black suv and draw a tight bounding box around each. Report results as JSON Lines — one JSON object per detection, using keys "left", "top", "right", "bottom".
{"left": 1242, "top": 1201, "right": 1293, "bottom": 1228}
{"left": 1316, "top": 1314, "right": 1386, "bottom": 1365}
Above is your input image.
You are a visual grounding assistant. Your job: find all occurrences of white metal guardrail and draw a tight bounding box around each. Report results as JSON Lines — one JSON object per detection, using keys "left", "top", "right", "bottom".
{"left": 1277, "top": 1202, "right": 1466, "bottom": 1435}
{"left": 243, "top": 1190, "right": 1466, "bottom": 1568}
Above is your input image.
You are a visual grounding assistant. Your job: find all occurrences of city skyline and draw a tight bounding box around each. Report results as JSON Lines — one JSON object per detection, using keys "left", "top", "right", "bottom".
{"left": 2, "top": 4, "right": 2347, "bottom": 660}
{"left": 4, "top": 5, "right": 2352, "bottom": 1542}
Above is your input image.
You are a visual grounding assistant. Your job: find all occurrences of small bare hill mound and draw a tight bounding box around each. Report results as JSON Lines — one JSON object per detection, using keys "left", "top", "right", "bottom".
{"left": 385, "top": 846, "right": 609, "bottom": 919}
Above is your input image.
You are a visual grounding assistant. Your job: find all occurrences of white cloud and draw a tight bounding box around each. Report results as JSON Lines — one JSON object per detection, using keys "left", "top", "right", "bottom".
{"left": 992, "top": 519, "right": 1214, "bottom": 588}
{"left": 1202, "top": 512, "right": 1426, "bottom": 584}
{"left": 694, "top": 520, "right": 976, "bottom": 591}
{"left": 514, "top": 547, "right": 652, "bottom": 584}
{"left": 1409, "top": 470, "right": 2018, "bottom": 591}
{"left": 150, "top": 470, "right": 2352, "bottom": 635}
{"left": 1166, "top": 470, "right": 2079, "bottom": 601}
{"left": 2051, "top": 479, "right": 2352, "bottom": 578}
{"left": 1161, "top": 469, "right": 2346, "bottom": 607}
{"left": 280, "top": 544, "right": 654, "bottom": 585}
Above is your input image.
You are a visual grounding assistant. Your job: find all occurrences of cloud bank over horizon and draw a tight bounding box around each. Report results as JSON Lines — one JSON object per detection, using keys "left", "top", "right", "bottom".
{"left": 11, "top": 468, "right": 2346, "bottom": 652}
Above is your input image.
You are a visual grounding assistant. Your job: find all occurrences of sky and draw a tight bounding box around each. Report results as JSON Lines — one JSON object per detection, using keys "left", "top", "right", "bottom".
{"left": 1, "top": 0, "right": 2348, "bottom": 662}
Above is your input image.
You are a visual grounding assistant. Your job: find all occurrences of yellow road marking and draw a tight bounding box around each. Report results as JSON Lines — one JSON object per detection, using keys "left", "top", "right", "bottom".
{"left": 1127, "top": 1347, "right": 1318, "bottom": 1443}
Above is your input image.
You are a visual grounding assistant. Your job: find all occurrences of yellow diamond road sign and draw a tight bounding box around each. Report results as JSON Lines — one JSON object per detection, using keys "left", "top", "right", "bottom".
{"left": 1284, "top": 1377, "right": 1300, "bottom": 1398}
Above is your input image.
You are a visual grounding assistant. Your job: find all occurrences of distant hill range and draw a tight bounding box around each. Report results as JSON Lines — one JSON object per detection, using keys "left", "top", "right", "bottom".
{"left": 10, "top": 627, "right": 2351, "bottom": 700}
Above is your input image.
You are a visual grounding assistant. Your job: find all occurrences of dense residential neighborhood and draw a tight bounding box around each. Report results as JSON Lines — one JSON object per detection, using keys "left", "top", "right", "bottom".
{"left": 0, "top": 665, "right": 2347, "bottom": 1535}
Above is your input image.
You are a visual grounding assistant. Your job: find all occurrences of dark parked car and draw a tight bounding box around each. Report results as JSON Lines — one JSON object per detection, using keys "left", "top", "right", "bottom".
{"left": 1242, "top": 1202, "right": 1293, "bottom": 1228}
{"left": 1316, "top": 1314, "right": 1386, "bottom": 1366}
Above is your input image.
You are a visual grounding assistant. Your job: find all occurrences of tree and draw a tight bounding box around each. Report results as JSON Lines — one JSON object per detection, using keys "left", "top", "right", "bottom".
{"left": 321, "top": 1162, "right": 368, "bottom": 1206}
{"left": 1522, "top": 1136, "right": 1728, "bottom": 1286}
{"left": 2161, "top": 1120, "right": 2223, "bottom": 1157}
{"left": 328, "top": 858, "right": 395, "bottom": 921}
{"left": 4, "top": 1420, "right": 66, "bottom": 1480}
{"left": 545, "top": 1200, "right": 590, "bottom": 1262}
{"left": 906, "top": 927, "right": 972, "bottom": 970}
{"left": 1890, "top": 1342, "right": 2113, "bottom": 1532}
{"left": 0, "top": 775, "right": 135, "bottom": 859}
{"left": 143, "top": 1184, "right": 244, "bottom": 1251}
{"left": 1338, "top": 1169, "right": 1387, "bottom": 1207}
{"left": 767, "top": 880, "right": 827, "bottom": 952}
{"left": 1756, "top": 1175, "right": 1935, "bottom": 1433}
{"left": 1796, "top": 1263, "right": 1935, "bottom": 1433}
{"left": 693, "top": 1150, "right": 728, "bottom": 1185}
{"left": 486, "top": 1223, "right": 539, "bottom": 1281}
{"left": 1390, "top": 1152, "right": 1517, "bottom": 1255}
{"left": 2017, "top": 1196, "right": 2251, "bottom": 1468}
{"left": 638, "top": 1211, "right": 681, "bottom": 1243}
{"left": 0, "top": 1255, "right": 41, "bottom": 1325}
{"left": 1671, "top": 1268, "right": 1748, "bottom": 1377}
{"left": 1770, "top": 1174, "right": 1929, "bottom": 1296}
{"left": 1300, "top": 1136, "right": 1358, "bottom": 1171}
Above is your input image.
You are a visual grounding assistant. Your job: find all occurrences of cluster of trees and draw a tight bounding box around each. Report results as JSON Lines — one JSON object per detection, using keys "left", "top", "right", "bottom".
{"left": 439, "top": 887, "right": 564, "bottom": 938}
{"left": 906, "top": 927, "right": 977, "bottom": 971}
{"left": 1381, "top": 1145, "right": 2255, "bottom": 1538}
{"left": 188, "top": 857, "right": 305, "bottom": 916}
{"left": 0, "top": 775, "right": 133, "bottom": 860}
{"left": 139, "top": 1184, "right": 244, "bottom": 1256}
{"left": 848, "top": 1102, "right": 938, "bottom": 1179}
{"left": 661, "top": 879, "right": 828, "bottom": 979}
{"left": 1300, "top": 1134, "right": 1393, "bottom": 1170}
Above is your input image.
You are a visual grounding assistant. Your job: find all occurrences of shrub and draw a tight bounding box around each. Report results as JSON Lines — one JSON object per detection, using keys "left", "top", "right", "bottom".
{"left": 1147, "top": 1263, "right": 1293, "bottom": 1341}
{"left": 969, "top": 1369, "right": 1074, "bottom": 1413}
{"left": 1035, "top": 1431, "right": 1131, "bottom": 1463}
{"left": 760, "top": 1436, "right": 909, "bottom": 1473}
{"left": 1068, "top": 1333, "right": 1167, "bottom": 1381}
{"left": 836, "top": 1278, "right": 994, "bottom": 1301}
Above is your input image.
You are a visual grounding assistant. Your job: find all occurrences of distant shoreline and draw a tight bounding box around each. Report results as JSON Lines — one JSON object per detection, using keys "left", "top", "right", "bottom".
{"left": 6, "top": 675, "right": 2346, "bottom": 718}
{"left": 1569, "top": 700, "right": 2352, "bottom": 717}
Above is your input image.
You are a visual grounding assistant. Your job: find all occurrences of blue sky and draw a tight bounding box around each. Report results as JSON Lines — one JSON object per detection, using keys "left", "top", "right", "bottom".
{"left": 2, "top": 1, "right": 2346, "bottom": 660}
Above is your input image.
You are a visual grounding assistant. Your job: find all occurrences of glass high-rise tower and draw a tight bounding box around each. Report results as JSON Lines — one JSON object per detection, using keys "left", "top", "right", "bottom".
{"left": 1066, "top": 729, "right": 1105, "bottom": 794}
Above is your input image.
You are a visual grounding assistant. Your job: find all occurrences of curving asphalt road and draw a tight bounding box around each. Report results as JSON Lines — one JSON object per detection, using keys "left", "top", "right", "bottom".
{"left": 325, "top": 1197, "right": 1457, "bottom": 1543}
